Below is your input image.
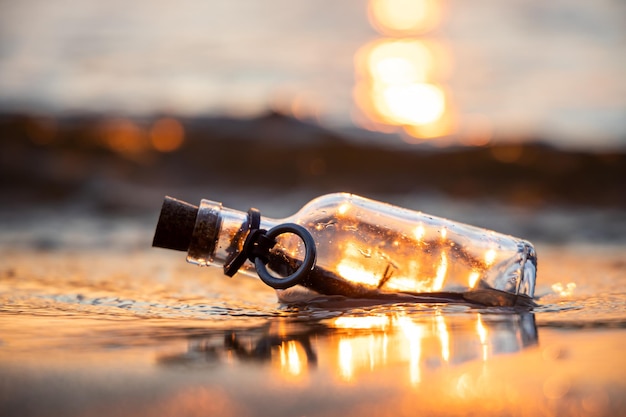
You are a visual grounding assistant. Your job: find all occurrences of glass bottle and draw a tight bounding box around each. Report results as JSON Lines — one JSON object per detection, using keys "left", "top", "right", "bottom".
{"left": 153, "top": 193, "right": 537, "bottom": 306}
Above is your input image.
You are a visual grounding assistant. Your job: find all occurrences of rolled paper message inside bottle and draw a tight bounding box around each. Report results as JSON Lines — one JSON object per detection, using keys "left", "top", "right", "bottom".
{"left": 153, "top": 193, "right": 537, "bottom": 307}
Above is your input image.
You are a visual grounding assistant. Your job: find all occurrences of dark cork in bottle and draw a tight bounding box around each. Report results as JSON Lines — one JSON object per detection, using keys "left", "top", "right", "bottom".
{"left": 152, "top": 196, "right": 199, "bottom": 252}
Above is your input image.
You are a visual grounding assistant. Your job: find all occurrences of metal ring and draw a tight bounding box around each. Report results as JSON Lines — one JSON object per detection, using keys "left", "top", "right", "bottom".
{"left": 254, "top": 223, "right": 316, "bottom": 289}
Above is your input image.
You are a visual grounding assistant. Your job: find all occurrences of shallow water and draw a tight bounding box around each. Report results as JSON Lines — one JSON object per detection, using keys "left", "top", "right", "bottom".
{"left": 0, "top": 204, "right": 625, "bottom": 417}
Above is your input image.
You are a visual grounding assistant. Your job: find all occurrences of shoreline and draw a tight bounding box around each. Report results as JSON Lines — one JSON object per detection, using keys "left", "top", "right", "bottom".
{"left": 1, "top": 111, "right": 625, "bottom": 209}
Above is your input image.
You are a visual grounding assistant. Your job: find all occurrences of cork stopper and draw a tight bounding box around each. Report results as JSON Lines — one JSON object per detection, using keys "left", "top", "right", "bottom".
{"left": 152, "top": 196, "right": 199, "bottom": 252}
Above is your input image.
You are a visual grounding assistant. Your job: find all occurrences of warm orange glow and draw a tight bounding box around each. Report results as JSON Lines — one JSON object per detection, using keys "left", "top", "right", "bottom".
{"left": 364, "top": 39, "right": 436, "bottom": 83}
{"left": 279, "top": 341, "right": 304, "bottom": 377}
{"left": 333, "top": 316, "right": 390, "bottom": 330}
{"left": 435, "top": 314, "right": 450, "bottom": 362}
{"left": 484, "top": 249, "right": 497, "bottom": 267}
{"left": 337, "top": 260, "right": 380, "bottom": 287}
{"left": 403, "top": 107, "right": 455, "bottom": 140}
{"left": 150, "top": 117, "right": 185, "bottom": 152}
{"left": 378, "top": 82, "right": 445, "bottom": 125}
{"left": 368, "top": 0, "right": 443, "bottom": 35}
{"left": 336, "top": 242, "right": 381, "bottom": 287}
{"left": 338, "top": 202, "right": 350, "bottom": 215}
{"left": 355, "top": 0, "right": 455, "bottom": 141}
{"left": 476, "top": 314, "right": 488, "bottom": 361}
{"left": 432, "top": 251, "right": 448, "bottom": 291}
{"left": 338, "top": 338, "right": 354, "bottom": 381}
{"left": 327, "top": 313, "right": 530, "bottom": 386}
{"left": 100, "top": 118, "right": 148, "bottom": 155}
{"left": 460, "top": 114, "right": 493, "bottom": 146}
{"left": 385, "top": 275, "right": 434, "bottom": 293}
{"left": 335, "top": 332, "right": 391, "bottom": 382}
{"left": 468, "top": 271, "right": 481, "bottom": 288}
{"left": 337, "top": 240, "right": 447, "bottom": 293}
{"left": 336, "top": 231, "right": 462, "bottom": 293}
{"left": 551, "top": 282, "right": 576, "bottom": 297}
{"left": 354, "top": 38, "right": 453, "bottom": 139}
{"left": 414, "top": 224, "right": 426, "bottom": 241}
{"left": 396, "top": 316, "right": 426, "bottom": 385}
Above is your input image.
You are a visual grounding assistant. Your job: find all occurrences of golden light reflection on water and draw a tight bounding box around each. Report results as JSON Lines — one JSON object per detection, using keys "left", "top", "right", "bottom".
{"left": 551, "top": 282, "right": 577, "bottom": 297}
{"left": 435, "top": 313, "right": 450, "bottom": 362}
{"left": 338, "top": 338, "right": 354, "bottom": 381}
{"left": 141, "top": 313, "right": 537, "bottom": 387}
{"left": 355, "top": 0, "right": 454, "bottom": 141}
{"left": 4, "top": 307, "right": 626, "bottom": 417}
{"left": 279, "top": 340, "right": 304, "bottom": 377}
{"left": 333, "top": 316, "right": 390, "bottom": 330}
{"left": 311, "top": 312, "right": 527, "bottom": 385}
{"left": 1, "top": 247, "right": 623, "bottom": 416}
{"left": 476, "top": 314, "right": 488, "bottom": 361}
{"left": 396, "top": 316, "right": 425, "bottom": 384}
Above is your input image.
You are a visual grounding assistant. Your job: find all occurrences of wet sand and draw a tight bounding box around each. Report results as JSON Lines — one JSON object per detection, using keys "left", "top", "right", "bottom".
{"left": 0, "top": 225, "right": 625, "bottom": 417}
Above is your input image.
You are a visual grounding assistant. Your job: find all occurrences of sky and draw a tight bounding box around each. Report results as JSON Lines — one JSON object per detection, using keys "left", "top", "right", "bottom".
{"left": 0, "top": 0, "right": 625, "bottom": 149}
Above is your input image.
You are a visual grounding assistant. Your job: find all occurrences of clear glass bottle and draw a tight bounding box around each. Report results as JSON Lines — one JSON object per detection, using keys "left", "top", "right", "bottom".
{"left": 153, "top": 193, "right": 537, "bottom": 306}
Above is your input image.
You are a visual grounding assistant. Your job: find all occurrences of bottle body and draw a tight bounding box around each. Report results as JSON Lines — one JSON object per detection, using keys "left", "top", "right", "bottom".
{"left": 185, "top": 193, "right": 537, "bottom": 302}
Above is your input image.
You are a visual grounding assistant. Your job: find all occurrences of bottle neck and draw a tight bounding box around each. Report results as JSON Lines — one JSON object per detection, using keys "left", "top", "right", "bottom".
{"left": 186, "top": 199, "right": 278, "bottom": 273}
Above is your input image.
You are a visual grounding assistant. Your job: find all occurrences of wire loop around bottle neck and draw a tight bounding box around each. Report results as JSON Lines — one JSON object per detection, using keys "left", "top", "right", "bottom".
{"left": 255, "top": 223, "right": 317, "bottom": 289}
{"left": 223, "top": 209, "right": 317, "bottom": 290}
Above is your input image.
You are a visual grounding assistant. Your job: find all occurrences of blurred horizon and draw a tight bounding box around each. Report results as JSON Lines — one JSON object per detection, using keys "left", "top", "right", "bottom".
{"left": 1, "top": 0, "right": 625, "bottom": 150}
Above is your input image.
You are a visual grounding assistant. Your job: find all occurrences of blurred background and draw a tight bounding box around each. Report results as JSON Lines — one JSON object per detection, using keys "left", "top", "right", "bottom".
{"left": 0, "top": 0, "right": 625, "bottom": 229}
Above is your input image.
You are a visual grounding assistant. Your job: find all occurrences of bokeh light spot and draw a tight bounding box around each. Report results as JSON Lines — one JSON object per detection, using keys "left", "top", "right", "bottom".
{"left": 368, "top": 0, "right": 443, "bottom": 35}
{"left": 99, "top": 118, "right": 148, "bottom": 155}
{"left": 150, "top": 118, "right": 185, "bottom": 153}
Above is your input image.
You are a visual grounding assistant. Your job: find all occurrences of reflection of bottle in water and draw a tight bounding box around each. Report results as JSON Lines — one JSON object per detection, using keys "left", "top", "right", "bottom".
{"left": 153, "top": 193, "right": 537, "bottom": 305}
{"left": 157, "top": 313, "right": 538, "bottom": 375}
{"left": 333, "top": 313, "right": 537, "bottom": 371}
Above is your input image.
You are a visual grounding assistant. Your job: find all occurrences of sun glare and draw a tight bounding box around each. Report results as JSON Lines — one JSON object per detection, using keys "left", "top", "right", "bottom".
{"left": 366, "top": 40, "right": 435, "bottom": 83}
{"left": 379, "top": 83, "right": 446, "bottom": 126}
{"left": 333, "top": 316, "right": 390, "bottom": 330}
{"left": 368, "top": 0, "right": 443, "bottom": 35}
{"left": 355, "top": 0, "right": 454, "bottom": 140}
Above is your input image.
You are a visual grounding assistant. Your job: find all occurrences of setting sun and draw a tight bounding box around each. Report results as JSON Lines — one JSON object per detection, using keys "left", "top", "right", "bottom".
{"left": 365, "top": 40, "right": 435, "bottom": 83}
{"left": 376, "top": 82, "right": 445, "bottom": 125}
{"left": 368, "top": 0, "right": 443, "bottom": 35}
{"left": 354, "top": 6, "right": 453, "bottom": 140}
